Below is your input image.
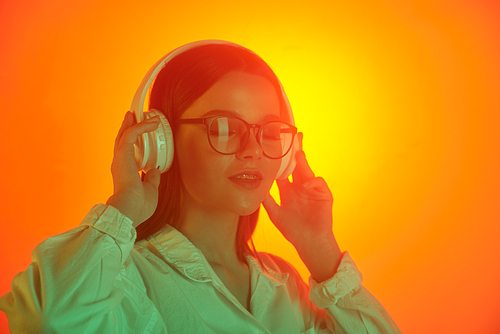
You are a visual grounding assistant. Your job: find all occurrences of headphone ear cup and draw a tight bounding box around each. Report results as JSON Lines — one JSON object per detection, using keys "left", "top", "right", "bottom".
{"left": 134, "top": 109, "right": 174, "bottom": 173}
{"left": 275, "top": 138, "right": 299, "bottom": 179}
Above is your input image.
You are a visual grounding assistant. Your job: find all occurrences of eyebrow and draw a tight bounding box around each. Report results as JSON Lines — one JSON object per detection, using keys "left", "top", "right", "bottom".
{"left": 201, "top": 109, "right": 281, "bottom": 122}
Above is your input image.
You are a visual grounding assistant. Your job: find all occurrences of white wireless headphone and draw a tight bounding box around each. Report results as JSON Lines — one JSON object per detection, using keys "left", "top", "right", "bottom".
{"left": 131, "top": 40, "right": 298, "bottom": 179}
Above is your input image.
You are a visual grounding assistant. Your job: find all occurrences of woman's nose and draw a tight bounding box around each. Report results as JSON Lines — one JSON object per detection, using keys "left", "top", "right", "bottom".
{"left": 235, "top": 129, "right": 263, "bottom": 160}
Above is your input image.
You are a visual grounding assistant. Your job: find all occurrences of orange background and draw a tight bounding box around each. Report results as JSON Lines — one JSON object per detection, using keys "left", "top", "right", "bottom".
{"left": 1, "top": 0, "right": 499, "bottom": 333}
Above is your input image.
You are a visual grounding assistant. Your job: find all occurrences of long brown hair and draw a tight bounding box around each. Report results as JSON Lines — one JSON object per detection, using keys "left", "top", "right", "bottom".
{"left": 135, "top": 43, "right": 286, "bottom": 264}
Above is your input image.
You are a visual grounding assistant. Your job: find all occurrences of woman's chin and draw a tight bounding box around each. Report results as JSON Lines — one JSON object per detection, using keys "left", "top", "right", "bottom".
{"left": 233, "top": 200, "right": 263, "bottom": 217}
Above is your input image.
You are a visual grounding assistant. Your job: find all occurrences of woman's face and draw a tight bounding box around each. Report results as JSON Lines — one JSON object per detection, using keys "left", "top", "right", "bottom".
{"left": 175, "top": 71, "right": 282, "bottom": 216}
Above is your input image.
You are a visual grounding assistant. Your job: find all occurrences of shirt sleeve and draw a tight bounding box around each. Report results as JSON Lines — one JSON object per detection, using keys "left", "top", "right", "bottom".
{"left": 0, "top": 204, "right": 136, "bottom": 333}
{"left": 308, "top": 252, "right": 401, "bottom": 334}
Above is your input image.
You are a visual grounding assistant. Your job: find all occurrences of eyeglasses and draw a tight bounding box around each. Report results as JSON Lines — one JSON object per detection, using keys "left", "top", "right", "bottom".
{"left": 176, "top": 116, "right": 297, "bottom": 159}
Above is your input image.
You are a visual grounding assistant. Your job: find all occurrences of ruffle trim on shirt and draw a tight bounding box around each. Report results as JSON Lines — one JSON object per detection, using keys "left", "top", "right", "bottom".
{"left": 244, "top": 254, "right": 289, "bottom": 286}
{"left": 145, "top": 225, "right": 291, "bottom": 287}
{"left": 80, "top": 204, "right": 137, "bottom": 265}
{"left": 308, "top": 251, "right": 363, "bottom": 309}
{"left": 147, "top": 225, "right": 213, "bottom": 283}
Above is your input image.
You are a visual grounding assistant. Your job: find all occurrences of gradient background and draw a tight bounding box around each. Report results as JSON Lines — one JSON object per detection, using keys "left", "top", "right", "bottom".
{"left": 1, "top": 0, "right": 499, "bottom": 333}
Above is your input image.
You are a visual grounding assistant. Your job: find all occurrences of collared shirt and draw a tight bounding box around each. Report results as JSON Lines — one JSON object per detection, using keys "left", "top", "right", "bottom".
{"left": 0, "top": 204, "right": 400, "bottom": 333}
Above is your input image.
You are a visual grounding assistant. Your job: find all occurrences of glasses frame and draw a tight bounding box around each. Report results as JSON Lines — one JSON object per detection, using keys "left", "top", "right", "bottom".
{"left": 176, "top": 116, "right": 298, "bottom": 159}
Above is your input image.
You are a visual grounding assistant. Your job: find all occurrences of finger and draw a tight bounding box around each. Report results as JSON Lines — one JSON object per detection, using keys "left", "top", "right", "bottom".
{"left": 117, "top": 116, "right": 160, "bottom": 148}
{"left": 302, "top": 177, "right": 329, "bottom": 192}
{"left": 275, "top": 178, "right": 294, "bottom": 204}
{"left": 114, "top": 111, "right": 135, "bottom": 156}
{"left": 292, "top": 150, "right": 315, "bottom": 185}
{"left": 275, "top": 178, "right": 291, "bottom": 189}
{"left": 143, "top": 167, "right": 161, "bottom": 191}
{"left": 262, "top": 193, "right": 280, "bottom": 221}
{"left": 121, "top": 110, "right": 135, "bottom": 131}
{"left": 114, "top": 112, "right": 160, "bottom": 153}
{"left": 111, "top": 117, "right": 160, "bottom": 184}
{"left": 301, "top": 177, "right": 333, "bottom": 201}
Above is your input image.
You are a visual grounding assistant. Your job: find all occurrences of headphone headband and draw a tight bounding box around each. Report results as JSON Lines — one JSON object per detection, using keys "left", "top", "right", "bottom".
{"left": 131, "top": 40, "right": 239, "bottom": 124}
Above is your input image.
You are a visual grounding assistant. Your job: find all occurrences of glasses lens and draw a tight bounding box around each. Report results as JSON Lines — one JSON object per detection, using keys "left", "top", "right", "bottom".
{"left": 208, "top": 117, "right": 295, "bottom": 158}
{"left": 208, "top": 117, "right": 246, "bottom": 154}
{"left": 260, "top": 121, "right": 295, "bottom": 158}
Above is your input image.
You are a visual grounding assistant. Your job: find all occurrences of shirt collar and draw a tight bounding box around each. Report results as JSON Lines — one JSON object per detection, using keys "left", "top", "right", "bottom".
{"left": 143, "top": 225, "right": 288, "bottom": 286}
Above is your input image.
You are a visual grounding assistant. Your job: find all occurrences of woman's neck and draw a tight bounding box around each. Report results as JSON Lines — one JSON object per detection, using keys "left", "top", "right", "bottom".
{"left": 175, "top": 196, "right": 243, "bottom": 268}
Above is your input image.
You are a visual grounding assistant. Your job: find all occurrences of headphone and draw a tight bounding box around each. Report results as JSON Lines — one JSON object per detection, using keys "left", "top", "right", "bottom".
{"left": 131, "top": 40, "right": 298, "bottom": 179}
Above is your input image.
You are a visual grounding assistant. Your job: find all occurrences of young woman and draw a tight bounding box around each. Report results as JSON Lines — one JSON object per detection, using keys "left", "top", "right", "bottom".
{"left": 0, "top": 40, "right": 400, "bottom": 333}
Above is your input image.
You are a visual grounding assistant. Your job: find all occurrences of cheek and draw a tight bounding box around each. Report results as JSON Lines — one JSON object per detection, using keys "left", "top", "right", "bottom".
{"left": 264, "top": 156, "right": 282, "bottom": 180}
{"left": 175, "top": 132, "right": 225, "bottom": 193}
{"left": 271, "top": 159, "right": 282, "bottom": 178}
{"left": 174, "top": 129, "right": 283, "bottom": 213}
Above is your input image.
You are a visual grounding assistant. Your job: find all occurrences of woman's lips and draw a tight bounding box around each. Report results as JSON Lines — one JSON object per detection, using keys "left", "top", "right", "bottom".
{"left": 229, "top": 172, "right": 263, "bottom": 190}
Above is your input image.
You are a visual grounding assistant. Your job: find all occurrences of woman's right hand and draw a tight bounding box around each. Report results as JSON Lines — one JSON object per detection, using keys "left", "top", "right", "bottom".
{"left": 106, "top": 111, "right": 162, "bottom": 227}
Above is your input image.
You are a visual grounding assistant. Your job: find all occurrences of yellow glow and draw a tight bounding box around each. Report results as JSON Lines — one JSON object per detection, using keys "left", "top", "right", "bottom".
{"left": 1, "top": 0, "right": 499, "bottom": 333}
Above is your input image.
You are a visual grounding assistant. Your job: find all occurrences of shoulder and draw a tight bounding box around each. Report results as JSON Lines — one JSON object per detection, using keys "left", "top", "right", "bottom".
{"left": 253, "top": 252, "right": 313, "bottom": 301}
{"left": 257, "top": 252, "right": 295, "bottom": 271}
{"left": 255, "top": 252, "right": 306, "bottom": 283}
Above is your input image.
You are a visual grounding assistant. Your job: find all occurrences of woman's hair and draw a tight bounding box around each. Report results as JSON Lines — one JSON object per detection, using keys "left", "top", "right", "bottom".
{"left": 135, "top": 43, "right": 286, "bottom": 264}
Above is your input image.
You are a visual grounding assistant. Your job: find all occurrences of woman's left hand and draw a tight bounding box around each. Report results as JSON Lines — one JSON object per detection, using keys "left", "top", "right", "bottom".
{"left": 262, "top": 133, "right": 335, "bottom": 249}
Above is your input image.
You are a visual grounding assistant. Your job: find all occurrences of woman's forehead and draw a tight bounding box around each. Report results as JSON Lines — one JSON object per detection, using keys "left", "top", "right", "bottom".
{"left": 182, "top": 72, "right": 281, "bottom": 122}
